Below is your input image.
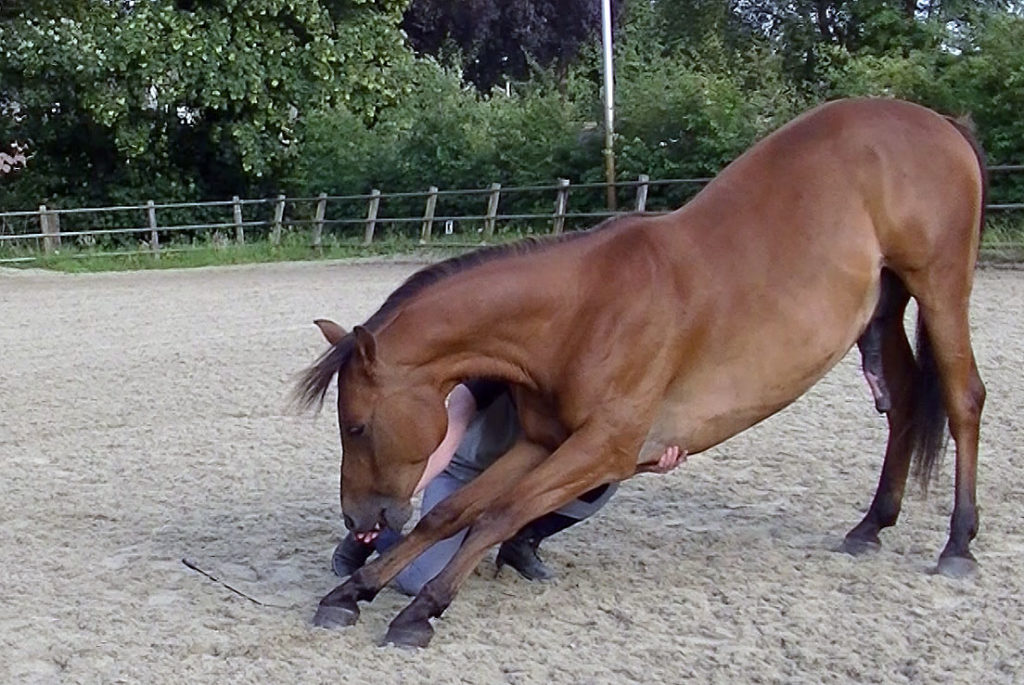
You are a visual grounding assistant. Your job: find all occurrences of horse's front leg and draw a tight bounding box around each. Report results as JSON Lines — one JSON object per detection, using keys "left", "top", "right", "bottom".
{"left": 313, "top": 440, "right": 549, "bottom": 629}
{"left": 383, "top": 426, "right": 636, "bottom": 648}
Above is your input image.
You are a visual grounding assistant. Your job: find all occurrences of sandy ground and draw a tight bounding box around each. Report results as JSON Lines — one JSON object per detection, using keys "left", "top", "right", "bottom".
{"left": 1, "top": 260, "right": 1023, "bottom": 684}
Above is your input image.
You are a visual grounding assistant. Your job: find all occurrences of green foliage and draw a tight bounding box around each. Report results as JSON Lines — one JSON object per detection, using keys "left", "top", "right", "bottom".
{"left": 821, "top": 9, "right": 1024, "bottom": 202}
{"left": 294, "top": 60, "right": 591, "bottom": 232}
{"left": 949, "top": 12, "right": 1024, "bottom": 166}
{"left": 614, "top": 15, "right": 808, "bottom": 177}
{"left": 401, "top": 0, "right": 621, "bottom": 92}
{"left": 0, "top": 0, "right": 412, "bottom": 208}
{"left": 3, "top": 0, "right": 1024, "bottom": 241}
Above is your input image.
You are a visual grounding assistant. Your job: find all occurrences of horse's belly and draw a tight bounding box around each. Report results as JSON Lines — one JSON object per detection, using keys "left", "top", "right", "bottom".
{"left": 636, "top": 305, "right": 876, "bottom": 464}
{"left": 638, "top": 390, "right": 799, "bottom": 464}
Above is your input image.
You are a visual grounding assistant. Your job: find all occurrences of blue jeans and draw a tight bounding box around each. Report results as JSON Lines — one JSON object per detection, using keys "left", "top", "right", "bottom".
{"left": 375, "top": 472, "right": 466, "bottom": 596}
{"left": 374, "top": 473, "right": 617, "bottom": 595}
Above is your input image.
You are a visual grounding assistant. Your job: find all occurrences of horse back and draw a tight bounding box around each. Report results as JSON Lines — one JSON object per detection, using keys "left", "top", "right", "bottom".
{"left": 694, "top": 99, "right": 984, "bottom": 269}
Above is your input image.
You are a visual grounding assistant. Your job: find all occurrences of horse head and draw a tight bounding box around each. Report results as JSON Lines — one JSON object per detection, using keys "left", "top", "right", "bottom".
{"left": 307, "top": 319, "right": 448, "bottom": 536}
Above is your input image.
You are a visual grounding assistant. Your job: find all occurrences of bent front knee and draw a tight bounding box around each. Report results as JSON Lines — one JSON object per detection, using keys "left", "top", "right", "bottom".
{"left": 417, "top": 500, "right": 464, "bottom": 537}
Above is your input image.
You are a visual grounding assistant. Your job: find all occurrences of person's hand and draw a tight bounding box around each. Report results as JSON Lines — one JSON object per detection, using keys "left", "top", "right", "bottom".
{"left": 638, "top": 445, "right": 687, "bottom": 474}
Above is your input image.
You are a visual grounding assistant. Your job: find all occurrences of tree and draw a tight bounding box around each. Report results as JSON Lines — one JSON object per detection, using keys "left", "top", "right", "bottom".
{"left": 401, "top": 0, "right": 624, "bottom": 93}
{"left": 0, "top": 0, "right": 412, "bottom": 207}
{"left": 611, "top": 2, "right": 807, "bottom": 194}
{"left": 732, "top": 0, "right": 1014, "bottom": 86}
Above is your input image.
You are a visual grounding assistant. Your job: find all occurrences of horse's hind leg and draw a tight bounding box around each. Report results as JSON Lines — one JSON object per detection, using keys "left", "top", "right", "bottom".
{"left": 843, "top": 273, "right": 915, "bottom": 555}
{"left": 914, "top": 294, "right": 986, "bottom": 577}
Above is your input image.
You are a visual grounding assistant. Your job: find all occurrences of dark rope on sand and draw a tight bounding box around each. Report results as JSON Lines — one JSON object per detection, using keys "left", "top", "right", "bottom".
{"left": 181, "top": 558, "right": 290, "bottom": 609}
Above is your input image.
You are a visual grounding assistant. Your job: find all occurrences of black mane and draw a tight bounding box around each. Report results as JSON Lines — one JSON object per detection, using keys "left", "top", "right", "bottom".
{"left": 293, "top": 215, "right": 635, "bottom": 411}
{"left": 293, "top": 334, "right": 355, "bottom": 411}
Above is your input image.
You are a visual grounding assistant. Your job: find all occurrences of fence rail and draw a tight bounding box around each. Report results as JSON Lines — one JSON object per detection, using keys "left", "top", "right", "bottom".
{"left": 2, "top": 168, "right": 1022, "bottom": 264}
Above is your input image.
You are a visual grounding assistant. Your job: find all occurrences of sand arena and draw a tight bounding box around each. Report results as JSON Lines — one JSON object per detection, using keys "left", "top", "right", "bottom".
{"left": 2, "top": 261, "right": 1022, "bottom": 683}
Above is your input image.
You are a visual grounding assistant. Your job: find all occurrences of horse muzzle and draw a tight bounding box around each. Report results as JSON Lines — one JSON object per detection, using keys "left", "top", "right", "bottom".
{"left": 342, "top": 496, "right": 412, "bottom": 535}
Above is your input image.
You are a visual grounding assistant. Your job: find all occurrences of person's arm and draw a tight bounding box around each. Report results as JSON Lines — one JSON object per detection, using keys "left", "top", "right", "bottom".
{"left": 412, "top": 383, "right": 477, "bottom": 493}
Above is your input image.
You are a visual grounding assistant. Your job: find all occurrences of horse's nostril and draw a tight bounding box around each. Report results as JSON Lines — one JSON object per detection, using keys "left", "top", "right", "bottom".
{"left": 343, "top": 514, "right": 355, "bottom": 531}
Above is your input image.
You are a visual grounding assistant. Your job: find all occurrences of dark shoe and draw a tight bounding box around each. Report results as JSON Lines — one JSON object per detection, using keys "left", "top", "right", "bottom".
{"left": 496, "top": 534, "right": 553, "bottom": 581}
{"left": 331, "top": 533, "right": 374, "bottom": 577}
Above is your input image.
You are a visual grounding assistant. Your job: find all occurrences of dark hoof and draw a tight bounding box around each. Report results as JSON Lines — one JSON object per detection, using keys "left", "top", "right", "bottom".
{"left": 382, "top": 619, "right": 434, "bottom": 649}
{"left": 312, "top": 599, "right": 360, "bottom": 629}
{"left": 936, "top": 555, "right": 979, "bottom": 579}
{"left": 839, "top": 535, "right": 881, "bottom": 556}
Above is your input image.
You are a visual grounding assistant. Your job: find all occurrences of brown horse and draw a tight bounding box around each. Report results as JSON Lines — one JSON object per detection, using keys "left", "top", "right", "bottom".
{"left": 296, "top": 98, "right": 986, "bottom": 648}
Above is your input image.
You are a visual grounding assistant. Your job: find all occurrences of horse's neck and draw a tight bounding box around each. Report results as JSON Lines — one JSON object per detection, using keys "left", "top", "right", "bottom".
{"left": 379, "top": 262, "right": 558, "bottom": 388}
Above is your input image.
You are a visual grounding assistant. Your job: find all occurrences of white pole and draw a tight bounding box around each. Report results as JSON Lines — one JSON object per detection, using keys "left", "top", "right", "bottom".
{"left": 601, "top": 0, "right": 616, "bottom": 210}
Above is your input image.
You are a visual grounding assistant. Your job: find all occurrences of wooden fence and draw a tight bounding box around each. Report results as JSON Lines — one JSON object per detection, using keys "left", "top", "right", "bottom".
{"left": 2, "top": 168, "right": 1023, "bottom": 264}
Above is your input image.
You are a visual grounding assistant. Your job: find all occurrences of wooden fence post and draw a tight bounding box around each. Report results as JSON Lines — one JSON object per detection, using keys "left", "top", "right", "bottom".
{"left": 552, "top": 179, "right": 570, "bottom": 235}
{"left": 147, "top": 200, "right": 160, "bottom": 258}
{"left": 232, "top": 196, "right": 244, "bottom": 244}
{"left": 312, "top": 193, "right": 327, "bottom": 249}
{"left": 37, "top": 205, "right": 45, "bottom": 253}
{"left": 483, "top": 182, "right": 501, "bottom": 241}
{"left": 39, "top": 205, "right": 61, "bottom": 254}
{"left": 420, "top": 186, "right": 438, "bottom": 243}
{"left": 364, "top": 189, "right": 381, "bottom": 245}
{"left": 635, "top": 174, "right": 650, "bottom": 213}
{"left": 271, "top": 194, "right": 285, "bottom": 246}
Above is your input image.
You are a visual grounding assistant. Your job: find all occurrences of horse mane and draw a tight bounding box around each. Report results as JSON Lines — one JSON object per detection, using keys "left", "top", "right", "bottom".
{"left": 294, "top": 335, "right": 356, "bottom": 411}
{"left": 363, "top": 214, "right": 632, "bottom": 330}
{"left": 293, "top": 213, "right": 636, "bottom": 411}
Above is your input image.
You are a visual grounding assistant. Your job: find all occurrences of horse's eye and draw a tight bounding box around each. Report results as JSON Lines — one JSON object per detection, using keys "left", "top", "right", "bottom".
{"left": 347, "top": 424, "right": 366, "bottom": 437}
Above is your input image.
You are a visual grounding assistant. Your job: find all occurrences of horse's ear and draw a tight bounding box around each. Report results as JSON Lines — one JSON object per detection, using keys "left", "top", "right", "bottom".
{"left": 314, "top": 319, "right": 348, "bottom": 345}
{"left": 352, "top": 325, "right": 377, "bottom": 368}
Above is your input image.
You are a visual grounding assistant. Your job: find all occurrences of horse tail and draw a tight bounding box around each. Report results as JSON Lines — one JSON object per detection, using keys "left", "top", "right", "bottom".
{"left": 944, "top": 114, "right": 988, "bottom": 238}
{"left": 910, "top": 314, "right": 948, "bottom": 492}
